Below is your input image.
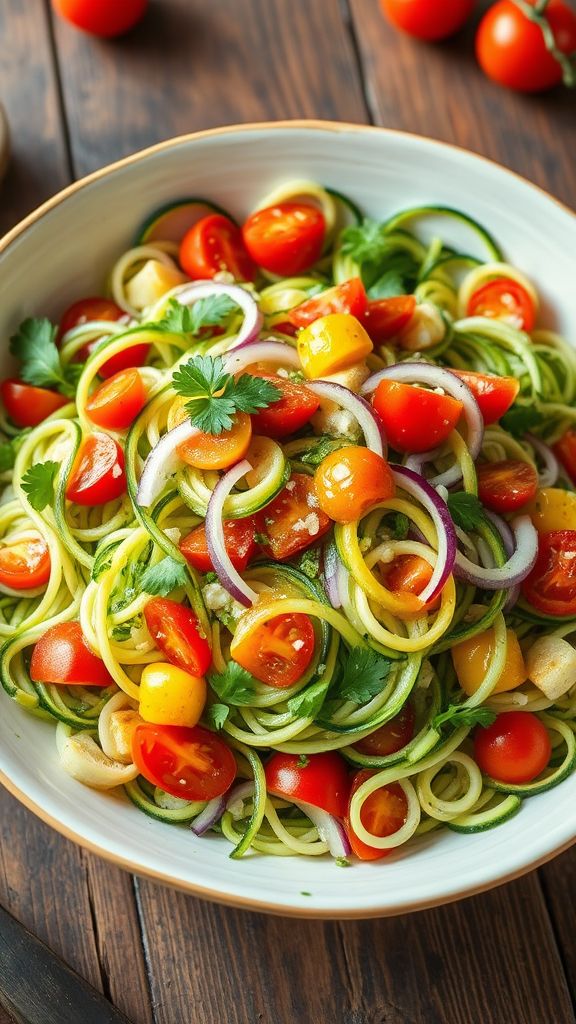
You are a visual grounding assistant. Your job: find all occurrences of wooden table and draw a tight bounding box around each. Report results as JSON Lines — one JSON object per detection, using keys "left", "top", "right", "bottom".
{"left": 1, "top": 2, "right": 575, "bottom": 1022}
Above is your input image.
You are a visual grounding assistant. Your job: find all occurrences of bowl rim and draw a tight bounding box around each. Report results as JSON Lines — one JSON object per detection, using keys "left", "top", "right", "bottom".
{"left": 1, "top": 119, "right": 575, "bottom": 918}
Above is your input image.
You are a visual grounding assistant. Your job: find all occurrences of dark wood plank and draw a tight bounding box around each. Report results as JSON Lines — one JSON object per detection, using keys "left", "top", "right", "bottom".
{"left": 50, "top": 0, "right": 368, "bottom": 177}
{"left": 135, "top": 871, "right": 574, "bottom": 1024}
{"left": 347, "top": 0, "right": 575, "bottom": 206}
{"left": 540, "top": 848, "right": 576, "bottom": 1000}
{"left": 0, "top": 0, "right": 70, "bottom": 235}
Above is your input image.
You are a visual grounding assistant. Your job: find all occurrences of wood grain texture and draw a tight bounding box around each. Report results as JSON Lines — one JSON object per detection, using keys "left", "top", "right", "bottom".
{"left": 0, "top": 0, "right": 70, "bottom": 235}
{"left": 541, "top": 849, "right": 576, "bottom": 1000}
{"left": 50, "top": 0, "right": 368, "bottom": 177}
{"left": 347, "top": 0, "right": 576, "bottom": 206}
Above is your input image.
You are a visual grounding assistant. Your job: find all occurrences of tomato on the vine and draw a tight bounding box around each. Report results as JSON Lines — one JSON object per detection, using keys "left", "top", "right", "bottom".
{"left": 476, "top": 0, "right": 576, "bottom": 93}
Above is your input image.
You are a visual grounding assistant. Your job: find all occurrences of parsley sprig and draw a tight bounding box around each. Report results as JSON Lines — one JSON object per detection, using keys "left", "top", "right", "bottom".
{"left": 157, "top": 296, "right": 238, "bottom": 336}
{"left": 331, "top": 646, "right": 393, "bottom": 704}
{"left": 9, "top": 318, "right": 79, "bottom": 399}
{"left": 208, "top": 661, "right": 259, "bottom": 705}
{"left": 21, "top": 461, "right": 59, "bottom": 511}
{"left": 447, "top": 492, "right": 485, "bottom": 532}
{"left": 500, "top": 405, "right": 543, "bottom": 439}
{"left": 172, "top": 354, "right": 281, "bottom": 435}
{"left": 140, "top": 556, "right": 188, "bottom": 596}
{"left": 433, "top": 705, "right": 497, "bottom": 731}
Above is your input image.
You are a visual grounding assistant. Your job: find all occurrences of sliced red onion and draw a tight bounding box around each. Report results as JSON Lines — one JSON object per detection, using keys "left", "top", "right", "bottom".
{"left": 205, "top": 459, "right": 258, "bottom": 606}
{"left": 190, "top": 794, "right": 226, "bottom": 836}
{"left": 362, "top": 364, "right": 483, "bottom": 488}
{"left": 484, "top": 509, "right": 515, "bottom": 557}
{"left": 454, "top": 515, "right": 538, "bottom": 590}
{"left": 308, "top": 380, "right": 387, "bottom": 458}
{"left": 293, "top": 800, "right": 352, "bottom": 859}
{"left": 526, "top": 433, "right": 560, "bottom": 488}
{"left": 173, "top": 281, "right": 262, "bottom": 349}
{"left": 322, "top": 542, "right": 342, "bottom": 609}
{"left": 226, "top": 781, "right": 255, "bottom": 819}
{"left": 137, "top": 419, "right": 201, "bottom": 507}
{"left": 223, "top": 341, "right": 300, "bottom": 375}
{"left": 392, "top": 466, "right": 457, "bottom": 603}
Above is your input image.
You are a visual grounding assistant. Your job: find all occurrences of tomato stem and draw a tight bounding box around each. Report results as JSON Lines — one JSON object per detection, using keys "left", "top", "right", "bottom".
{"left": 511, "top": 0, "right": 576, "bottom": 87}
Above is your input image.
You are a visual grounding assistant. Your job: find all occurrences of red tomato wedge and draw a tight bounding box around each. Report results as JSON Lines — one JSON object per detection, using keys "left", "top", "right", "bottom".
{"left": 265, "top": 751, "right": 350, "bottom": 817}
{"left": 474, "top": 711, "right": 551, "bottom": 784}
{"left": 132, "top": 723, "right": 236, "bottom": 801}
{"left": 1, "top": 380, "right": 68, "bottom": 428}
{"left": 249, "top": 373, "right": 320, "bottom": 438}
{"left": 144, "top": 597, "right": 212, "bottom": 677}
{"left": 85, "top": 369, "right": 147, "bottom": 430}
{"left": 30, "top": 621, "right": 114, "bottom": 687}
{"left": 180, "top": 517, "right": 258, "bottom": 574}
{"left": 0, "top": 534, "right": 51, "bottom": 590}
{"left": 66, "top": 433, "right": 126, "bottom": 506}
{"left": 372, "top": 379, "right": 463, "bottom": 453}
{"left": 231, "top": 613, "right": 315, "bottom": 689}
{"left": 477, "top": 459, "right": 538, "bottom": 513}
{"left": 451, "top": 369, "right": 519, "bottom": 425}
{"left": 554, "top": 428, "right": 576, "bottom": 486}
{"left": 57, "top": 296, "right": 142, "bottom": 379}
{"left": 522, "top": 530, "right": 576, "bottom": 617}
{"left": 353, "top": 702, "right": 415, "bottom": 758}
{"left": 257, "top": 474, "right": 331, "bottom": 560}
{"left": 289, "top": 279, "right": 368, "bottom": 328}
{"left": 467, "top": 278, "right": 536, "bottom": 331}
{"left": 345, "top": 770, "right": 408, "bottom": 861}
{"left": 242, "top": 203, "right": 325, "bottom": 277}
{"left": 364, "top": 296, "right": 416, "bottom": 343}
{"left": 179, "top": 214, "right": 256, "bottom": 282}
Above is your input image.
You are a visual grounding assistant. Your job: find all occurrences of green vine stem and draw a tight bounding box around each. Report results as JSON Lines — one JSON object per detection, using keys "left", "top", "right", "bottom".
{"left": 512, "top": 0, "right": 576, "bottom": 87}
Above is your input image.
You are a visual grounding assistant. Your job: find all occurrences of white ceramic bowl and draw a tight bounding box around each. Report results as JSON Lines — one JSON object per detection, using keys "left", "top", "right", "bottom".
{"left": 1, "top": 122, "right": 575, "bottom": 918}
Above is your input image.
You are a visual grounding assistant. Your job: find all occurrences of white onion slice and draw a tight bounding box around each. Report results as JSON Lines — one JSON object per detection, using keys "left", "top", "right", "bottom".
{"left": 308, "top": 380, "right": 387, "bottom": 457}
{"left": 137, "top": 419, "right": 201, "bottom": 507}
{"left": 454, "top": 515, "right": 538, "bottom": 590}
{"left": 173, "top": 280, "right": 263, "bottom": 349}
{"left": 205, "top": 459, "right": 258, "bottom": 606}
{"left": 294, "top": 800, "right": 352, "bottom": 859}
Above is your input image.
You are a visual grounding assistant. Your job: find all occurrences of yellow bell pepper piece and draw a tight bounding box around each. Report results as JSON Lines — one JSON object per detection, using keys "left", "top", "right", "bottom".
{"left": 526, "top": 487, "right": 576, "bottom": 533}
{"left": 139, "top": 662, "right": 206, "bottom": 727}
{"left": 451, "top": 627, "right": 526, "bottom": 697}
{"left": 297, "top": 313, "right": 373, "bottom": 379}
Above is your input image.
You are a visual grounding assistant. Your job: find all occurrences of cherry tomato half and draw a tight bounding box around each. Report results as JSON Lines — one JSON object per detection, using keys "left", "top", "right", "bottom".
{"left": 52, "top": 0, "right": 147, "bottom": 37}
{"left": 179, "top": 214, "right": 256, "bottom": 282}
{"left": 0, "top": 534, "right": 51, "bottom": 590}
{"left": 57, "top": 296, "right": 142, "bottom": 379}
{"left": 452, "top": 369, "right": 519, "bottom": 425}
{"left": 232, "top": 613, "right": 315, "bottom": 689}
{"left": 85, "top": 368, "right": 147, "bottom": 431}
{"left": 382, "top": 554, "right": 439, "bottom": 611}
{"left": 66, "top": 432, "right": 126, "bottom": 506}
{"left": 132, "top": 723, "right": 236, "bottom": 801}
{"left": 477, "top": 459, "right": 538, "bottom": 514}
{"left": 180, "top": 517, "right": 258, "bottom": 574}
{"left": 474, "top": 711, "right": 551, "bottom": 784}
{"left": 289, "top": 279, "right": 368, "bottom": 329}
{"left": 265, "top": 750, "right": 350, "bottom": 818}
{"left": 144, "top": 597, "right": 212, "bottom": 677}
{"left": 476, "top": 0, "right": 576, "bottom": 93}
{"left": 381, "top": 0, "right": 474, "bottom": 40}
{"left": 467, "top": 278, "right": 536, "bottom": 331}
{"left": 30, "top": 621, "right": 114, "bottom": 686}
{"left": 257, "top": 474, "right": 331, "bottom": 560}
{"left": 353, "top": 702, "right": 415, "bottom": 758}
{"left": 372, "top": 380, "right": 463, "bottom": 453}
{"left": 522, "top": 530, "right": 576, "bottom": 617}
{"left": 177, "top": 413, "right": 252, "bottom": 471}
{"left": 242, "top": 203, "right": 325, "bottom": 277}
{"left": 364, "top": 295, "right": 416, "bottom": 343}
{"left": 345, "top": 771, "right": 408, "bottom": 861}
{"left": 314, "top": 447, "right": 395, "bottom": 523}
{"left": 1, "top": 380, "right": 68, "bottom": 428}
{"left": 249, "top": 373, "right": 320, "bottom": 438}
{"left": 554, "top": 428, "right": 576, "bottom": 486}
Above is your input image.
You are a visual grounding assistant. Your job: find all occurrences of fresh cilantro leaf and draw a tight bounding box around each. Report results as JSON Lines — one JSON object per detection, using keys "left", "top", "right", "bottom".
{"left": 433, "top": 705, "right": 497, "bottom": 730}
{"left": 9, "top": 318, "right": 76, "bottom": 398}
{"left": 21, "top": 460, "right": 59, "bottom": 511}
{"left": 140, "top": 556, "right": 188, "bottom": 596}
{"left": 500, "top": 405, "right": 543, "bottom": 438}
{"left": 340, "top": 219, "right": 390, "bottom": 266}
{"left": 447, "top": 492, "right": 485, "bottom": 532}
{"left": 205, "top": 703, "right": 230, "bottom": 731}
{"left": 208, "top": 661, "right": 258, "bottom": 706}
{"left": 300, "top": 437, "right": 351, "bottom": 467}
{"left": 158, "top": 296, "right": 238, "bottom": 336}
{"left": 287, "top": 679, "right": 329, "bottom": 719}
{"left": 331, "top": 647, "right": 392, "bottom": 704}
{"left": 172, "top": 355, "right": 280, "bottom": 435}
{"left": 367, "top": 253, "right": 419, "bottom": 299}
{"left": 296, "top": 754, "right": 310, "bottom": 768}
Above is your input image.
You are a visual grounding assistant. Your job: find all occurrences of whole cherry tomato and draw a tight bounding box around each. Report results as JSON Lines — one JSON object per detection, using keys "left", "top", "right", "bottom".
{"left": 476, "top": 0, "right": 576, "bottom": 92}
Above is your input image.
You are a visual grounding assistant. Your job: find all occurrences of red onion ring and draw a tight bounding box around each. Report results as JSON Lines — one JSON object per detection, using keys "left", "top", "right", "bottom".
{"left": 392, "top": 466, "right": 457, "bottom": 603}
{"left": 526, "top": 433, "right": 560, "bottom": 488}
{"left": 322, "top": 542, "right": 343, "bottom": 609}
{"left": 226, "top": 781, "right": 255, "bottom": 818}
{"left": 454, "top": 515, "right": 538, "bottom": 590}
{"left": 205, "top": 459, "right": 258, "bottom": 606}
{"left": 173, "top": 281, "right": 262, "bottom": 349}
{"left": 308, "top": 380, "right": 387, "bottom": 458}
{"left": 293, "top": 800, "right": 352, "bottom": 859}
{"left": 190, "top": 794, "right": 226, "bottom": 836}
{"left": 137, "top": 419, "right": 201, "bottom": 508}
{"left": 223, "top": 341, "right": 300, "bottom": 375}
